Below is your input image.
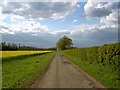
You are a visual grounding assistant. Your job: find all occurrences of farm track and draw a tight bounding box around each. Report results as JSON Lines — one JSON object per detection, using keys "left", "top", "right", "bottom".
{"left": 29, "top": 52, "right": 105, "bottom": 88}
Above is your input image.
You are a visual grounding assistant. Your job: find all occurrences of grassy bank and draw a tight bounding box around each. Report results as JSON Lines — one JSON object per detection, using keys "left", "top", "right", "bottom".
{"left": 2, "top": 52, "right": 55, "bottom": 88}
{"left": 62, "top": 43, "right": 120, "bottom": 88}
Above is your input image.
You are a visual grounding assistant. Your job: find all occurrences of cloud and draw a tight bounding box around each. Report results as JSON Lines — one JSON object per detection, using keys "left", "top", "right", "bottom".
{"left": 2, "top": 33, "right": 57, "bottom": 48}
{"left": 84, "top": 2, "right": 112, "bottom": 17}
{"left": 73, "top": 19, "right": 77, "bottom": 23}
{"left": 100, "top": 11, "right": 119, "bottom": 26}
{"left": 2, "top": 22, "right": 118, "bottom": 48}
{"left": 70, "top": 24, "right": 118, "bottom": 47}
{"left": 84, "top": 1, "right": 118, "bottom": 18}
{"left": 71, "top": 24, "right": 100, "bottom": 33}
{"left": 50, "top": 30, "right": 70, "bottom": 37}
{"left": 0, "top": 20, "right": 49, "bottom": 34}
{"left": 1, "top": 1, "right": 118, "bottom": 48}
{"left": 10, "top": 14, "right": 25, "bottom": 21}
{"left": 84, "top": 1, "right": 119, "bottom": 30}
{"left": 2, "top": 2, "right": 78, "bottom": 19}
{"left": 0, "top": 6, "right": 2, "bottom": 20}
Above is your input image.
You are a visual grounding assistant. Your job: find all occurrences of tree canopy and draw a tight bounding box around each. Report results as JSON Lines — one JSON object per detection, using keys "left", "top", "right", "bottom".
{"left": 56, "top": 36, "right": 73, "bottom": 50}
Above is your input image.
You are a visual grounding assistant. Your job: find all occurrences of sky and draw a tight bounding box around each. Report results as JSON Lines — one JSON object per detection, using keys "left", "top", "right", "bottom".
{"left": 0, "top": 0, "right": 119, "bottom": 48}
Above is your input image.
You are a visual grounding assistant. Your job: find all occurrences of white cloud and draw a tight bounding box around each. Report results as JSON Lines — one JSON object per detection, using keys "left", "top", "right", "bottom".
{"left": 84, "top": 1, "right": 118, "bottom": 31}
{"left": 10, "top": 14, "right": 25, "bottom": 21}
{"left": 1, "top": 1, "right": 118, "bottom": 48}
{"left": 38, "top": 18, "right": 45, "bottom": 21}
{"left": 1, "top": 21, "right": 118, "bottom": 47}
{"left": 100, "top": 11, "right": 118, "bottom": 25}
{"left": 0, "top": 20, "right": 50, "bottom": 34}
{"left": 98, "top": 25, "right": 118, "bottom": 30}
{"left": 0, "top": 6, "right": 3, "bottom": 20}
{"left": 2, "top": 2, "right": 78, "bottom": 19}
{"left": 69, "top": 23, "right": 118, "bottom": 47}
{"left": 71, "top": 24, "right": 100, "bottom": 33}
{"left": 84, "top": 1, "right": 118, "bottom": 18}
{"left": 50, "top": 30, "right": 70, "bottom": 36}
{"left": 73, "top": 19, "right": 77, "bottom": 23}
{"left": 77, "top": 4, "right": 80, "bottom": 8}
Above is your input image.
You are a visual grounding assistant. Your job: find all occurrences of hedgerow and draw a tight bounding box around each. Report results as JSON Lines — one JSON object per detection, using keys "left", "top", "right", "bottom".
{"left": 62, "top": 43, "right": 120, "bottom": 71}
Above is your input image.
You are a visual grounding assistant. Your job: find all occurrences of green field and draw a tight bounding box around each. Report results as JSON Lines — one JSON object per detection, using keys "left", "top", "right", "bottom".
{"left": 2, "top": 51, "right": 55, "bottom": 88}
{"left": 62, "top": 43, "right": 120, "bottom": 88}
{"left": 1, "top": 51, "right": 52, "bottom": 58}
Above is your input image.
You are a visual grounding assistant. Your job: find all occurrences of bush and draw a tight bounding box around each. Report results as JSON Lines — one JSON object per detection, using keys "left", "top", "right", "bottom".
{"left": 63, "top": 43, "right": 120, "bottom": 70}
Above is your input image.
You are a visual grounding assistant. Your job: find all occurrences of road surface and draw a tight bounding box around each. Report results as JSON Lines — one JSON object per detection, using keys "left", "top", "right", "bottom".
{"left": 29, "top": 52, "right": 105, "bottom": 88}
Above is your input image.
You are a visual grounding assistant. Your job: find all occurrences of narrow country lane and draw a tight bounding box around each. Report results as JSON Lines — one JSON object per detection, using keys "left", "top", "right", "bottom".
{"left": 29, "top": 52, "right": 105, "bottom": 88}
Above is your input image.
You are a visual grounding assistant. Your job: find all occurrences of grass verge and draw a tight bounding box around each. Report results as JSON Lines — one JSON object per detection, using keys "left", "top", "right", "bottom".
{"left": 62, "top": 52, "right": 119, "bottom": 88}
{"left": 2, "top": 52, "right": 55, "bottom": 88}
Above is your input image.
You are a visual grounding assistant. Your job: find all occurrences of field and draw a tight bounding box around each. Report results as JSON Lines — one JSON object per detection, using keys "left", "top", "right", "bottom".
{"left": 2, "top": 51, "right": 55, "bottom": 88}
{"left": 1, "top": 51, "right": 52, "bottom": 59}
{"left": 2, "top": 43, "right": 120, "bottom": 88}
{"left": 62, "top": 43, "right": 120, "bottom": 88}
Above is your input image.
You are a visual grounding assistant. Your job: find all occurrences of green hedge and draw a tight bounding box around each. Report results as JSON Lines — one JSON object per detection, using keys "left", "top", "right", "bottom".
{"left": 63, "top": 43, "right": 120, "bottom": 71}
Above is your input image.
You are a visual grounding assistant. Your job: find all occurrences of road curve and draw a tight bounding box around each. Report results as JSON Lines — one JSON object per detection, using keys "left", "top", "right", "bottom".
{"left": 30, "top": 52, "right": 105, "bottom": 88}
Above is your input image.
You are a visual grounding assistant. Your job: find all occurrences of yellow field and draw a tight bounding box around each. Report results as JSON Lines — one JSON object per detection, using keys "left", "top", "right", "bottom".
{"left": 1, "top": 51, "right": 52, "bottom": 58}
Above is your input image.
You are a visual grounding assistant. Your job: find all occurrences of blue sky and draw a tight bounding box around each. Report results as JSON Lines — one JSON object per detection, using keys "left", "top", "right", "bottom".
{"left": 0, "top": 0, "right": 119, "bottom": 48}
{"left": 39, "top": 2, "right": 100, "bottom": 31}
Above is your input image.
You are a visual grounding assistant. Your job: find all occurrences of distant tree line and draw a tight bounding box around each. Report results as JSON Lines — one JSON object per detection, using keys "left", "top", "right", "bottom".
{"left": 0, "top": 42, "right": 56, "bottom": 51}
